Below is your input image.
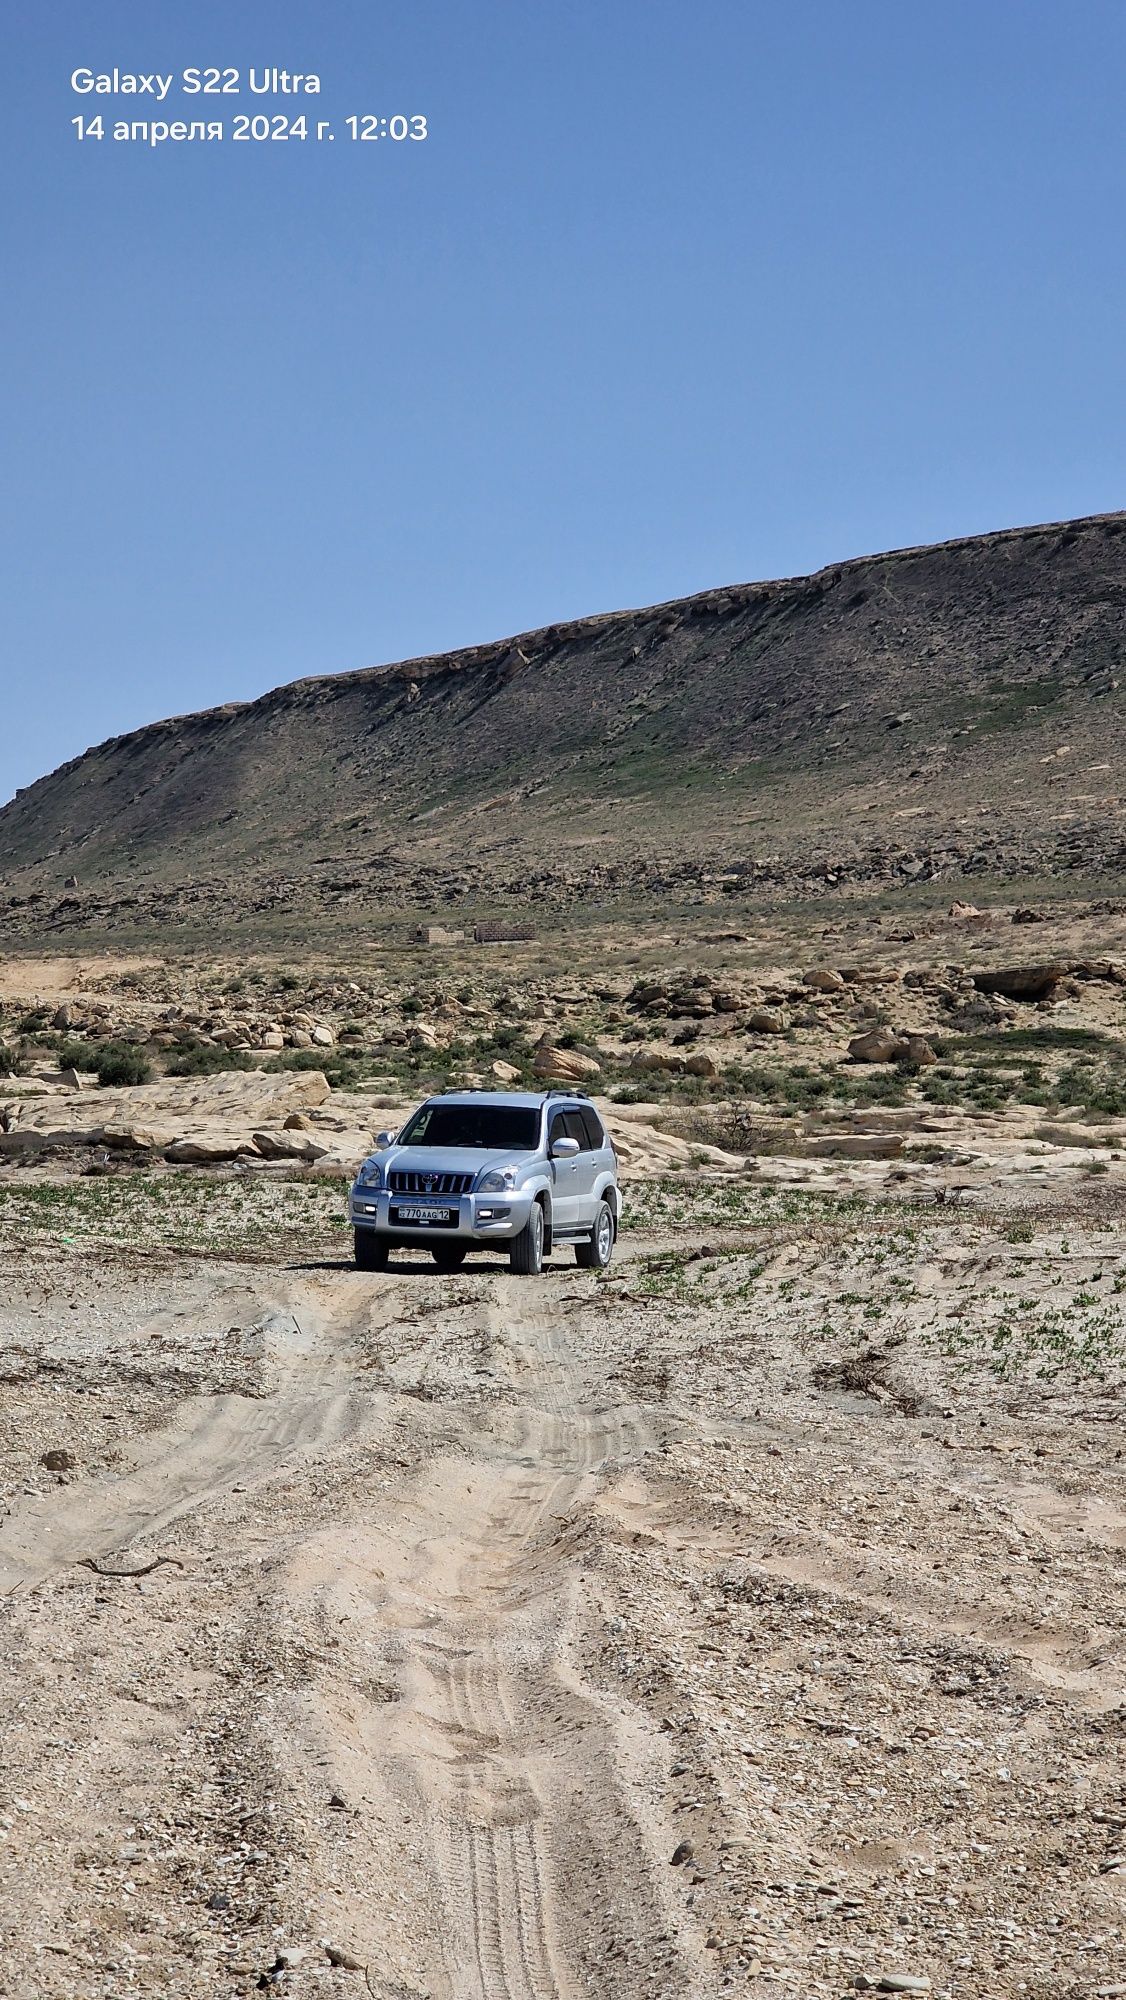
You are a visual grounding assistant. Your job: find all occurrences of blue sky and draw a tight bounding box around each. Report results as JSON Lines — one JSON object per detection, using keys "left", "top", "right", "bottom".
{"left": 2, "top": 0, "right": 1125, "bottom": 805}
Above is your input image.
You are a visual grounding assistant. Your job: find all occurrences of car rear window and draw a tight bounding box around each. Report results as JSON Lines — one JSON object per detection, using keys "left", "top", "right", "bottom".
{"left": 562, "top": 1110, "right": 591, "bottom": 1150}
{"left": 578, "top": 1106, "right": 605, "bottom": 1150}
{"left": 399, "top": 1102, "right": 539, "bottom": 1151}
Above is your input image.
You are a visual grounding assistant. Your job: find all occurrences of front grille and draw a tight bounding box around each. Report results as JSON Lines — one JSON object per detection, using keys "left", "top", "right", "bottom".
{"left": 389, "top": 1169, "right": 473, "bottom": 1196}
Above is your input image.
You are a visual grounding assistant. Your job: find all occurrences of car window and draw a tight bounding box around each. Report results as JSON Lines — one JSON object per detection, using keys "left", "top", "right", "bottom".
{"left": 578, "top": 1107, "right": 605, "bottom": 1150}
{"left": 399, "top": 1102, "right": 539, "bottom": 1150}
{"left": 563, "top": 1110, "right": 592, "bottom": 1150}
{"left": 548, "top": 1111, "right": 569, "bottom": 1148}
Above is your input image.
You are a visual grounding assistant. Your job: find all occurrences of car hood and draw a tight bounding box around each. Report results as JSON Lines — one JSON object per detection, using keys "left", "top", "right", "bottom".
{"left": 382, "top": 1146, "right": 535, "bottom": 1179}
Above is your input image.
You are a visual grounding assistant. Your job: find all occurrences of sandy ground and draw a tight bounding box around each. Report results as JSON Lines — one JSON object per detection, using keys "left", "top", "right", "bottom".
{"left": 0, "top": 1179, "right": 1124, "bottom": 2000}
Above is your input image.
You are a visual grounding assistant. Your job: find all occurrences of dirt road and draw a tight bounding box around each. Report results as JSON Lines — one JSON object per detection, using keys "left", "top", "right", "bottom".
{"left": 1, "top": 1213, "right": 1124, "bottom": 1999}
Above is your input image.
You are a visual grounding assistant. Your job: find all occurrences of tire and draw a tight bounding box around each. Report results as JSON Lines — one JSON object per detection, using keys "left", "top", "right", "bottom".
{"left": 354, "top": 1229, "right": 390, "bottom": 1271}
{"left": 431, "top": 1245, "right": 468, "bottom": 1271}
{"left": 576, "top": 1202, "right": 615, "bottom": 1270}
{"left": 509, "top": 1200, "right": 545, "bottom": 1276}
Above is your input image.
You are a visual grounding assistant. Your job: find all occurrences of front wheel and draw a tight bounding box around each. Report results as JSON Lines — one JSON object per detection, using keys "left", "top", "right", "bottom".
{"left": 509, "top": 1201, "right": 545, "bottom": 1276}
{"left": 354, "top": 1229, "right": 390, "bottom": 1271}
{"left": 432, "top": 1245, "right": 468, "bottom": 1271}
{"left": 576, "top": 1202, "right": 615, "bottom": 1269}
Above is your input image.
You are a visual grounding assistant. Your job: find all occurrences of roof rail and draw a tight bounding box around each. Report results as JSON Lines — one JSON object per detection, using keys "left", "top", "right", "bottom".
{"left": 541, "top": 1087, "right": 590, "bottom": 1101}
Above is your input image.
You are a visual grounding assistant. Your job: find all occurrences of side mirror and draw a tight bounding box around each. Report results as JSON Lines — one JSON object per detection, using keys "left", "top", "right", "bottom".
{"left": 374, "top": 1131, "right": 397, "bottom": 1149}
{"left": 551, "top": 1136, "right": 581, "bottom": 1159}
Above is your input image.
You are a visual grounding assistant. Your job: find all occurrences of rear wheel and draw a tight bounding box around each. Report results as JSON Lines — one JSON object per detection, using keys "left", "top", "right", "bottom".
{"left": 354, "top": 1229, "right": 389, "bottom": 1271}
{"left": 509, "top": 1200, "right": 545, "bottom": 1276}
{"left": 431, "top": 1245, "right": 468, "bottom": 1271}
{"left": 576, "top": 1202, "right": 615, "bottom": 1270}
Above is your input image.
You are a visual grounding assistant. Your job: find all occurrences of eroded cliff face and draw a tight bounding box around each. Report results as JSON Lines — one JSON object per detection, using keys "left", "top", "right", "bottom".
{"left": 2, "top": 511, "right": 1124, "bottom": 941}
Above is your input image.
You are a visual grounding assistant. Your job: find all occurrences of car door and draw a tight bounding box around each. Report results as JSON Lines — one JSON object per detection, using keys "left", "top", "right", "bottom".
{"left": 562, "top": 1108, "right": 600, "bottom": 1226}
{"left": 547, "top": 1108, "right": 580, "bottom": 1229}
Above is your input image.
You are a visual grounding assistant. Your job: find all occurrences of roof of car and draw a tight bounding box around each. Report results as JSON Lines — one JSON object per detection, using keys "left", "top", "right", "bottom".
{"left": 421, "top": 1091, "right": 582, "bottom": 1110}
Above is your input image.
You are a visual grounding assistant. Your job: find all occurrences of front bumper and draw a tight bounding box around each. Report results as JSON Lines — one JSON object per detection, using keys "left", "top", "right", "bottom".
{"left": 348, "top": 1185, "right": 535, "bottom": 1244}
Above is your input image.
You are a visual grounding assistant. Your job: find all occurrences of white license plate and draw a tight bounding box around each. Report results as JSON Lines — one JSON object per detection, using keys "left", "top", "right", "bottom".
{"left": 395, "top": 1204, "right": 453, "bottom": 1225}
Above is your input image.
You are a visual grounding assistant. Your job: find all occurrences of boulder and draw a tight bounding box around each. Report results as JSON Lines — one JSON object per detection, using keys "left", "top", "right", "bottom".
{"left": 970, "top": 964, "right": 1066, "bottom": 1001}
{"left": 901, "top": 1035, "right": 938, "bottom": 1066}
{"left": 164, "top": 1136, "right": 248, "bottom": 1164}
{"left": 848, "top": 1028, "right": 909, "bottom": 1063}
{"left": 533, "top": 1044, "right": 601, "bottom": 1081}
{"left": 251, "top": 1130, "right": 329, "bottom": 1162}
{"left": 260, "top": 1028, "right": 286, "bottom": 1051}
{"left": 491, "top": 1059, "right": 522, "bottom": 1083}
{"left": 803, "top": 969, "right": 846, "bottom": 993}
{"left": 684, "top": 1052, "right": 718, "bottom": 1077}
{"left": 310, "top": 1024, "right": 336, "bottom": 1048}
{"left": 746, "top": 1008, "right": 788, "bottom": 1035}
{"left": 101, "top": 1124, "right": 173, "bottom": 1152}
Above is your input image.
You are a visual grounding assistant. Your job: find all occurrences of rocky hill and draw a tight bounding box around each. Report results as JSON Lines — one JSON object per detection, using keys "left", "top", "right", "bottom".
{"left": 3, "top": 512, "right": 1125, "bottom": 941}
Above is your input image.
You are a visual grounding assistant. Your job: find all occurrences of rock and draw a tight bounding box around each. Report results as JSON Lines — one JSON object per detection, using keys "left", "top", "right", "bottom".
{"left": 970, "top": 964, "right": 1066, "bottom": 1001}
{"left": 948, "top": 899, "right": 983, "bottom": 919}
{"left": 283, "top": 1112, "right": 314, "bottom": 1130}
{"left": 41, "top": 1448, "right": 75, "bottom": 1473}
{"left": 533, "top": 1045, "right": 601, "bottom": 1081}
{"left": 684, "top": 1052, "right": 718, "bottom": 1077}
{"left": 310, "top": 1024, "right": 336, "bottom": 1048}
{"left": 100, "top": 1124, "right": 172, "bottom": 1152}
{"left": 848, "top": 1028, "right": 908, "bottom": 1063}
{"left": 948, "top": 996, "right": 1009, "bottom": 1031}
{"left": 670, "top": 1839, "right": 694, "bottom": 1866}
{"left": 803, "top": 1133, "right": 905, "bottom": 1159}
{"left": 745, "top": 1008, "right": 788, "bottom": 1034}
{"left": 803, "top": 969, "right": 846, "bottom": 992}
{"left": 63, "top": 874, "right": 79, "bottom": 890}
{"left": 1011, "top": 905, "right": 1045, "bottom": 923}
{"left": 51, "top": 1005, "right": 72, "bottom": 1030}
{"left": 289, "top": 1029, "right": 315, "bottom": 1049}
{"left": 901, "top": 1034, "right": 938, "bottom": 1066}
{"left": 251, "top": 1130, "right": 329, "bottom": 1162}
{"left": 259, "top": 1029, "right": 285, "bottom": 1051}
{"left": 324, "top": 1945, "right": 365, "bottom": 1971}
{"left": 58, "top": 1068, "right": 88, "bottom": 1089}
{"left": 876, "top": 1979, "right": 931, "bottom": 1996}
{"left": 491, "top": 1059, "right": 522, "bottom": 1083}
{"left": 164, "top": 1136, "right": 247, "bottom": 1164}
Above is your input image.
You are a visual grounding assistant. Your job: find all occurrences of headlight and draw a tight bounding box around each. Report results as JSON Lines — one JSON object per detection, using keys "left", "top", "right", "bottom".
{"left": 356, "top": 1159, "right": 383, "bottom": 1189}
{"left": 477, "top": 1166, "right": 517, "bottom": 1193}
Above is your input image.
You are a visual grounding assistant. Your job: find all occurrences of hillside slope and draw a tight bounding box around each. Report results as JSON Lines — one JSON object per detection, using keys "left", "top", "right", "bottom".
{"left": 3, "top": 513, "right": 1125, "bottom": 940}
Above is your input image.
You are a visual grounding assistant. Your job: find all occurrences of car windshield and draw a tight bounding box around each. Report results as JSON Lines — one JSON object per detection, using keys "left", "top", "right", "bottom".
{"left": 398, "top": 1102, "right": 540, "bottom": 1151}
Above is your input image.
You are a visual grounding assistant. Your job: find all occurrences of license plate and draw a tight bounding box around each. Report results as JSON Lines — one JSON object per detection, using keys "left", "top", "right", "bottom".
{"left": 392, "top": 1204, "right": 453, "bottom": 1226}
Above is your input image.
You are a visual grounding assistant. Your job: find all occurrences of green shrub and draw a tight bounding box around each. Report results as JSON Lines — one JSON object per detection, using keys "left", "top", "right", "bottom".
{"left": 0, "top": 1040, "right": 25, "bottom": 1077}
{"left": 94, "top": 1043, "right": 154, "bottom": 1087}
{"left": 166, "top": 1045, "right": 255, "bottom": 1077}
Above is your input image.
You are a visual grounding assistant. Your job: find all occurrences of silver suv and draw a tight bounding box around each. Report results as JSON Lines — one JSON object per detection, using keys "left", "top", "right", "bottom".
{"left": 349, "top": 1089, "right": 621, "bottom": 1276}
